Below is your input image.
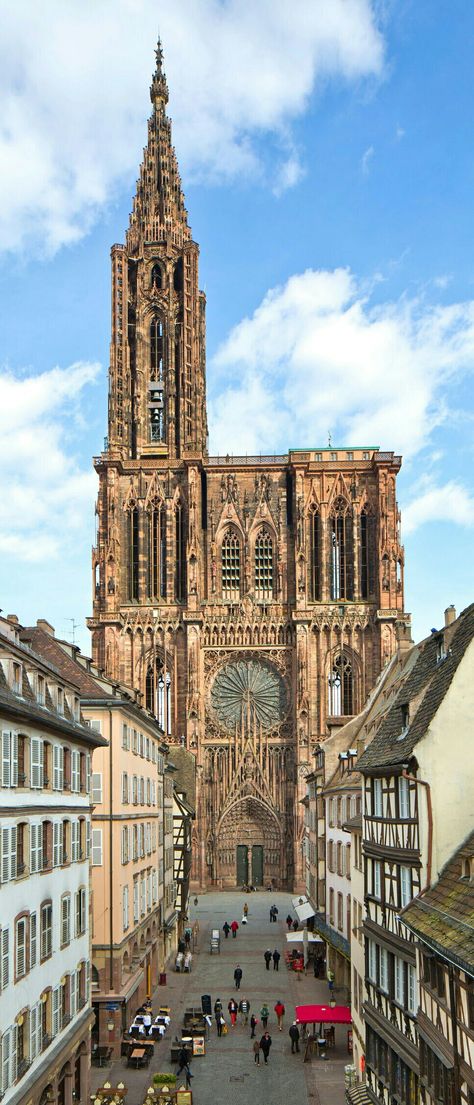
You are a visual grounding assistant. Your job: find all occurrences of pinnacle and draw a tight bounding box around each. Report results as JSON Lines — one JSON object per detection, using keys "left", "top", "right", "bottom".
{"left": 150, "top": 35, "right": 169, "bottom": 107}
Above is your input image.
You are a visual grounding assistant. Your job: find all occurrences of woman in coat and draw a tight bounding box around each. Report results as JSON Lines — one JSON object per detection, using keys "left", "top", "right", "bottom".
{"left": 260, "top": 1032, "right": 272, "bottom": 1063}
{"left": 228, "top": 998, "right": 238, "bottom": 1026}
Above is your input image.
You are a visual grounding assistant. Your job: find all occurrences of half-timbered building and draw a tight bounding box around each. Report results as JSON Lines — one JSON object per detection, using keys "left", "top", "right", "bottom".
{"left": 358, "top": 602, "right": 474, "bottom": 1105}
{"left": 402, "top": 831, "right": 474, "bottom": 1105}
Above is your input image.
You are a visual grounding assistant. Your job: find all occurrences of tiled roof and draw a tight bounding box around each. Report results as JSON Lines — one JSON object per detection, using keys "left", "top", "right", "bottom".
{"left": 401, "top": 830, "right": 474, "bottom": 975}
{"left": 357, "top": 603, "right": 474, "bottom": 772}
{"left": 20, "top": 627, "right": 108, "bottom": 697}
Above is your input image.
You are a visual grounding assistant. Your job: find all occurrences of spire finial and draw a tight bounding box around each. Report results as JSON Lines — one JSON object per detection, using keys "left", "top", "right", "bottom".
{"left": 151, "top": 36, "right": 169, "bottom": 107}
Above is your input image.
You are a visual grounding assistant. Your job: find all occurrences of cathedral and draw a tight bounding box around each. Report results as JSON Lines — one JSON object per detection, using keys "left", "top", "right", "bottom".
{"left": 88, "top": 44, "right": 407, "bottom": 890}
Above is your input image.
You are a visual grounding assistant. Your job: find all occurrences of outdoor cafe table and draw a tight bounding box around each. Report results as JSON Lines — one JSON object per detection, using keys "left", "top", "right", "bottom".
{"left": 295, "top": 1004, "right": 352, "bottom": 1031}
{"left": 128, "top": 1047, "right": 147, "bottom": 1068}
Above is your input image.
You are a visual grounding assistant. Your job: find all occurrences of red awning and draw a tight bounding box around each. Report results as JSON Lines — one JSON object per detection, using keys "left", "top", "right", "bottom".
{"left": 295, "top": 1004, "right": 352, "bottom": 1025}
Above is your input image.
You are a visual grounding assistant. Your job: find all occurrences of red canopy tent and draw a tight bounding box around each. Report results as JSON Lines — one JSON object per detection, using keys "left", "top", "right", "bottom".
{"left": 295, "top": 1004, "right": 352, "bottom": 1026}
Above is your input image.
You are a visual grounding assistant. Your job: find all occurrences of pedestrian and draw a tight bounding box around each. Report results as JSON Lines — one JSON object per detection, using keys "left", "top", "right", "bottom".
{"left": 193, "top": 896, "right": 198, "bottom": 906}
{"left": 289, "top": 1021, "right": 300, "bottom": 1054}
{"left": 217, "top": 1014, "right": 225, "bottom": 1037}
{"left": 182, "top": 1063, "right": 194, "bottom": 1089}
{"left": 264, "top": 949, "right": 272, "bottom": 970}
{"left": 269, "top": 906, "right": 275, "bottom": 922}
{"left": 253, "top": 1038, "right": 260, "bottom": 1064}
{"left": 260, "top": 1032, "right": 272, "bottom": 1063}
{"left": 327, "top": 967, "right": 335, "bottom": 993}
{"left": 228, "top": 998, "right": 238, "bottom": 1026}
{"left": 243, "top": 902, "right": 249, "bottom": 917}
{"left": 250, "top": 1013, "right": 258, "bottom": 1038}
{"left": 272, "top": 949, "right": 281, "bottom": 971}
{"left": 234, "top": 965, "right": 243, "bottom": 990}
{"left": 260, "top": 1003, "right": 269, "bottom": 1028}
{"left": 231, "top": 920, "right": 239, "bottom": 938}
{"left": 214, "top": 998, "right": 223, "bottom": 1021}
{"left": 292, "top": 919, "right": 298, "bottom": 931}
{"left": 272, "top": 904, "right": 279, "bottom": 922}
{"left": 274, "top": 1000, "right": 285, "bottom": 1030}
{"left": 223, "top": 921, "right": 230, "bottom": 939}
{"left": 239, "top": 997, "right": 250, "bottom": 1024}
{"left": 177, "top": 1044, "right": 191, "bottom": 1074}
{"left": 286, "top": 914, "right": 293, "bottom": 930}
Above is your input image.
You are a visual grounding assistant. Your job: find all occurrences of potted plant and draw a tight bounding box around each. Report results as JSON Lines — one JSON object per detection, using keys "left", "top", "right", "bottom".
{"left": 153, "top": 1074, "right": 177, "bottom": 1086}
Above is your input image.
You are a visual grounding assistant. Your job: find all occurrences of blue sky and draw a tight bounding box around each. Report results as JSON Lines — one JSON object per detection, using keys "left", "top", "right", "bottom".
{"left": 0, "top": 0, "right": 472, "bottom": 651}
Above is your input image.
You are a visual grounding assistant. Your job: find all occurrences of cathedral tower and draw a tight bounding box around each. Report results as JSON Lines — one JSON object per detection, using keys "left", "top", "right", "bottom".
{"left": 89, "top": 44, "right": 408, "bottom": 890}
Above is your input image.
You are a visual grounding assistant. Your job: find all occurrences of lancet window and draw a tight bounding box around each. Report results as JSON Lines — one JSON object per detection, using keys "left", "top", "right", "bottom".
{"left": 221, "top": 529, "right": 241, "bottom": 601}
{"left": 255, "top": 529, "right": 273, "bottom": 600}
{"left": 330, "top": 498, "right": 354, "bottom": 600}
{"left": 175, "top": 503, "right": 186, "bottom": 602}
{"left": 147, "top": 502, "right": 167, "bottom": 600}
{"left": 328, "top": 653, "right": 354, "bottom": 716}
{"left": 127, "top": 506, "right": 139, "bottom": 601}
{"left": 150, "top": 263, "right": 162, "bottom": 290}
{"left": 150, "top": 317, "right": 164, "bottom": 381}
{"left": 360, "top": 508, "right": 376, "bottom": 599}
{"left": 145, "top": 660, "right": 171, "bottom": 734}
{"left": 309, "top": 508, "right": 321, "bottom": 601}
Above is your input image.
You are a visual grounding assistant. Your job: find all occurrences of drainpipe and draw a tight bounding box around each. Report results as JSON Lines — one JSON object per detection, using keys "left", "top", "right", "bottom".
{"left": 402, "top": 768, "right": 433, "bottom": 891}
{"left": 109, "top": 709, "right": 114, "bottom": 991}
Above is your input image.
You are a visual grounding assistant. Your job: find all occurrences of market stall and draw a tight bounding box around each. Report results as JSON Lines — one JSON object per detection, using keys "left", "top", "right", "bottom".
{"left": 295, "top": 1003, "right": 352, "bottom": 1061}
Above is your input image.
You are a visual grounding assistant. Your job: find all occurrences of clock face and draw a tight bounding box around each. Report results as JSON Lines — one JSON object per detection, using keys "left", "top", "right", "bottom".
{"left": 210, "top": 658, "right": 286, "bottom": 732}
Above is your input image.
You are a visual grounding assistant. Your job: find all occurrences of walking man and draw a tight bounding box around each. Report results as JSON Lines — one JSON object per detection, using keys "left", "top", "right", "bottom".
{"left": 274, "top": 1000, "right": 285, "bottom": 1031}
{"left": 250, "top": 1013, "right": 258, "bottom": 1038}
{"left": 289, "top": 1021, "right": 300, "bottom": 1053}
{"left": 272, "top": 949, "right": 281, "bottom": 971}
{"left": 177, "top": 1045, "right": 191, "bottom": 1077}
{"left": 260, "top": 1003, "right": 269, "bottom": 1028}
{"left": 272, "top": 905, "right": 279, "bottom": 922}
{"left": 286, "top": 914, "right": 293, "bottom": 930}
{"left": 223, "top": 921, "right": 230, "bottom": 939}
{"left": 234, "top": 964, "right": 243, "bottom": 990}
{"left": 253, "top": 1038, "right": 260, "bottom": 1064}
{"left": 239, "top": 997, "right": 250, "bottom": 1024}
{"left": 260, "top": 1032, "right": 272, "bottom": 1064}
{"left": 264, "top": 949, "right": 272, "bottom": 970}
{"left": 216, "top": 1014, "right": 224, "bottom": 1037}
{"left": 231, "top": 920, "right": 239, "bottom": 938}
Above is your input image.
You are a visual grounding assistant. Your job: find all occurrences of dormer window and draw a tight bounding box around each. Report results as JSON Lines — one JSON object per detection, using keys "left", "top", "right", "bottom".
{"left": 436, "top": 634, "right": 447, "bottom": 664}
{"left": 397, "top": 703, "right": 410, "bottom": 739}
{"left": 37, "top": 674, "right": 45, "bottom": 706}
{"left": 57, "top": 688, "right": 64, "bottom": 715}
{"left": 12, "top": 662, "right": 22, "bottom": 694}
{"left": 461, "top": 857, "right": 474, "bottom": 882}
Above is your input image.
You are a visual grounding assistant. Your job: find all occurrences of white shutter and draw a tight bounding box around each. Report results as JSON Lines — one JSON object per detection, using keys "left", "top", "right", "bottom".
{"left": 16, "top": 918, "right": 26, "bottom": 977}
{"left": 86, "top": 820, "right": 91, "bottom": 858}
{"left": 1, "top": 827, "right": 10, "bottom": 883}
{"left": 133, "top": 882, "right": 139, "bottom": 922}
{"left": 92, "top": 773, "right": 102, "bottom": 804}
{"left": 71, "top": 750, "right": 80, "bottom": 793}
{"left": 52, "top": 986, "right": 60, "bottom": 1035}
{"left": 1, "top": 732, "right": 11, "bottom": 787}
{"left": 1, "top": 928, "right": 9, "bottom": 989}
{"left": 30, "top": 1005, "right": 39, "bottom": 1060}
{"left": 72, "top": 820, "right": 79, "bottom": 862}
{"left": 53, "top": 745, "right": 60, "bottom": 789}
{"left": 10, "top": 733, "right": 18, "bottom": 787}
{"left": 92, "top": 829, "right": 102, "bottom": 866}
{"left": 123, "top": 885, "right": 129, "bottom": 930}
{"left": 140, "top": 878, "right": 146, "bottom": 915}
{"left": 2, "top": 1029, "right": 10, "bottom": 1093}
{"left": 31, "top": 738, "right": 43, "bottom": 789}
{"left": 30, "top": 912, "right": 37, "bottom": 969}
{"left": 121, "top": 827, "right": 127, "bottom": 864}
{"left": 86, "top": 753, "right": 91, "bottom": 794}
{"left": 10, "top": 1025, "right": 16, "bottom": 1085}
{"left": 70, "top": 971, "right": 77, "bottom": 1016}
{"left": 30, "top": 822, "right": 42, "bottom": 874}
{"left": 53, "top": 822, "right": 61, "bottom": 867}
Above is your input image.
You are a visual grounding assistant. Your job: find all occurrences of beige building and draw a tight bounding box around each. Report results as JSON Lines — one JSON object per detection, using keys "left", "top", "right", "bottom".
{"left": 402, "top": 830, "right": 474, "bottom": 1105}
{"left": 21, "top": 621, "right": 176, "bottom": 1056}
{"left": 0, "top": 615, "right": 105, "bottom": 1105}
{"left": 358, "top": 603, "right": 474, "bottom": 1105}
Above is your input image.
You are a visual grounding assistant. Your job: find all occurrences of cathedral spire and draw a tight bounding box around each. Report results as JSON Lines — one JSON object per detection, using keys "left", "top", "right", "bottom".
{"left": 127, "top": 40, "right": 189, "bottom": 251}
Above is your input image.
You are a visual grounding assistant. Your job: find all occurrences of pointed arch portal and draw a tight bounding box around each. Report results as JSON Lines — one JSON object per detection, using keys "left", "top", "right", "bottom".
{"left": 217, "top": 797, "right": 282, "bottom": 887}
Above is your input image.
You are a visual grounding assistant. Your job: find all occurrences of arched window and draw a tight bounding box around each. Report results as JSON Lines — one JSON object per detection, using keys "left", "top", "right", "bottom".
{"left": 309, "top": 508, "right": 321, "bottom": 600}
{"left": 360, "top": 509, "right": 376, "bottom": 599}
{"left": 150, "top": 263, "right": 162, "bottom": 290}
{"left": 174, "top": 503, "right": 186, "bottom": 602}
{"left": 328, "top": 653, "right": 354, "bottom": 716}
{"left": 330, "top": 498, "right": 353, "bottom": 600}
{"left": 128, "top": 507, "right": 139, "bottom": 601}
{"left": 173, "top": 257, "right": 183, "bottom": 293}
{"left": 147, "top": 503, "right": 167, "bottom": 600}
{"left": 150, "top": 317, "right": 164, "bottom": 381}
{"left": 145, "top": 661, "right": 171, "bottom": 734}
{"left": 255, "top": 529, "right": 273, "bottom": 600}
{"left": 221, "top": 530, "right": 241, "bottom": 601}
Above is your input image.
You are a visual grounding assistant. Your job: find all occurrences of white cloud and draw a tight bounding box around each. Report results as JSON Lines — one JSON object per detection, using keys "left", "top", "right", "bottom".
{"left": 361, "top": 144, "right": 375, "bottom": 174}
{"left": 0, "top": 0, "right": 384, "bottom": 255}
{"left": 403, "top": 481, "right": 474, "bottom": 535}
{"left": 0, "top": 362, "right": 100, "bottom": 562}
{"left": 273, "top": 153, "right": 306, "bottom": 198}
{"left": 209, "top": 268, "right": 474, "bottom": 459}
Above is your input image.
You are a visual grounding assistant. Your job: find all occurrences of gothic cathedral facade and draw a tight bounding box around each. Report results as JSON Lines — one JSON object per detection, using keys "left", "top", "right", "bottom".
{"left": 89, "top": 46, "right": 407, "bottom": 890}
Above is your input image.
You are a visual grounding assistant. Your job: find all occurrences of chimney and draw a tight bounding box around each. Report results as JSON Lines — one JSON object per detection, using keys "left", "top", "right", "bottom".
{"left": 36, "top": 619, "right": 55, "bottom": 637}
{"left": 444, "top": 605, "right": 456, "bottom": 628}
{"left": 6, "top": 614, "right": 19, "bottom": 625}
{"left": 395, "top": 616, "right": 413, "bottom": 653}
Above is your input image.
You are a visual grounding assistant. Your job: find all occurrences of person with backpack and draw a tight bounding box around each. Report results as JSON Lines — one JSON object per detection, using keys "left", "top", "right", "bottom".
{"left": 260, "top": 1002, "right": 269, "bottom": 1028}
{"left": 272, "top": 949, "right": 281, "bottom": 971}
{"left": 252, "top": 1037, "right": 261, "bottom": 1064}
{"left": 274, "top": 1000, "right": 285, "bottom": 1030}
{"left": 264, "top": 949, "right": 272, "bottom": 970}
{"left": 234, "top": 964, "right": 243, "bottom": 990}
{"left": 223, "top": 921, "right": 230, "bottom": 938}
{"left": 230, "top": 920, "right": 239, "bottom": 938}
{"left": 289, "top": 1021, "right": 300, "bottom": 1053}
{"left": 239, "top": 997, "right": 250, "bottom": 1024}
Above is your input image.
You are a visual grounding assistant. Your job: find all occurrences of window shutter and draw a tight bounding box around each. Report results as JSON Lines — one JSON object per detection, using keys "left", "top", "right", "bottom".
{"left": 1, "top": 729, "right": 10, "bottom": 791}
{"left": 86, "top": 753, "right": 91, "bottom": 794}
{"left": 53, "top": 822, "right": 61, "bottom": 867}
{"left": 10, "top": 732, "right": 18, "bottom": 787}
{"left": 70, "top": 970, "right": 77, "bottom": 1016}
{"left": 92, "top": 773, "right": 102, "bottom": 804}
{"left": 92, "top": 829, "right": 102, "bottom": 866}
{"left": 30, "top": 912, "right": 37, "bottom": 969}
{"left": 71, "top": 750, "right": 80, "bottom": 793}
{"left": 1, "top": 927, "right": 9, "bottom": 989}
{"left": 31, "top": 738, "right": 43, "bottom": 789}
{"left": 9, "top": 826, "right": 16, "bottom": 881}
{"left": 16, "top": 918, "right": 26, "bottom": 977}
{"left": 2, "top": 1028, "right": 10, "bottom": 1093}
{"left": 30, "top": 1005, "right": 37, "bottom": 1061}
{"left": 123, "top": 885, "right": 129, "bottom": 930}
{"left": 86, "top": 820, "right": 91, "bottom": 858}
{"left": 52, "top": 986, "right": 60, "bottom": 1035}
{"left": 10, "top": 1025, "right": 17, "bottom": 1084}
